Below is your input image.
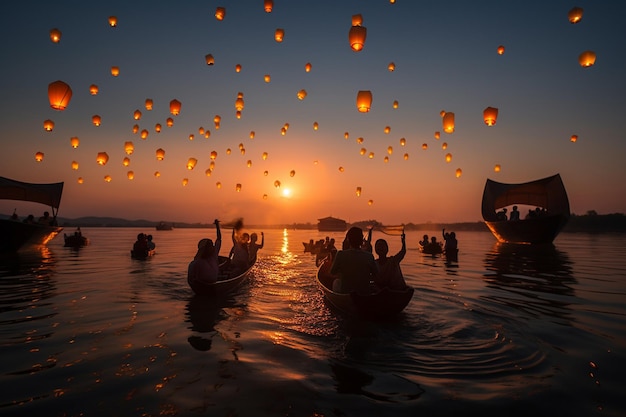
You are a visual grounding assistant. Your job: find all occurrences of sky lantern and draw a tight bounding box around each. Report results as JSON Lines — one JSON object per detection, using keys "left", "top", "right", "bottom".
{"left": 247, "top": 160, "right": 252, "bottom": 167}
{"left": 122, "top": 157, "right": 130, "bottom": 167}
{"left": 403, "top": 153, "right": 409, "bottom": 160}
{"left": 400, "top": 138, "right": 406, "bottom": 146}
{"left": 216, "top": 182, "right": 222, "bottom": 189}
{"left": 236, "top": 111, "right": 241, "bottom": 120}
{"left": 352, "top": 14, "right": 363, "bottom": 26}
{"left": 108, "top": 16, "right": 118, "bottom": 27}
{"left": 133, "top": 109, "right": 142, "bottom": 120}
{"left": 357, "top": 137, "right": 364, "bottom": 144}
{"left": 49, "top": 28, "right": 62, "bottom": 43}
{"left": 264, "top": 170, "right": 269, "bottom": 176}
{"left": 189, "top": 134, "right": 195, "bottom": 141}
{"left": 226, "top": 148, "right": 231, "bottom": 155}
{"left": 349, "top": 25, "right": 367, "bottom": 52}
{"left": 443, "top": 112, "right": 455, "bottom": 133}
{"left": 111, "top": 66, "right": 120, "bottom": 77}
{"left": 422, "top": 143, "right": 428, "bottom": 150}
{"left": 297, "top": 89, "right": 307, "bottom": 100}
{"left": 445, "top": 153, "right": 452, "bottom": 162}
{"left": 205, "top": 169, "right": 212, "bottom": 177}
{"left": 368, "top": 152, "right": 375, "bottom": 159}
{"left": 570, "top": 135, "right": 578, "bottom": 143}
{"left": 434, "top": 131, "right": 440, "bottom": 139}
{"left": 214, "top": 115, "right": 221, "bottom": 124}
{"left": 275, "top": 28, "right": 284, "bottom": 42}
{"left": 338, "top": 166, "right": 344, "bottom": 172}
{"left": 442, "top": 142, "right": 448, "bottom": 150}
{"left": 290, "top": 170, "right": 295, "bottom": 177}
{"left": 92, "top": 115, "right": 101, "bottom": 126}
{"left": 235, "top": 96, "right": 245, "bottom": 111}
{"left": 274, "top": 180, "right": 281, "bottom": 188}
{"left": 393, "top": 100, "right": 399, "bottom": 109}
{"left": 205, "top": 54, "right": 215, "bottom": 65}
{"left": 388, "top": 62, "right": 396, "bottom": 72}
{"left": 384, "top": 126, "right": 390, "bottom": 134}
{"left": 141, "top": 129, "right": 149, "bottom": 139}
{"left": 305, "top": 62, "right": 312, "bottom": 72}
{"left": 387, "top": 146, "right": 393, "bottom": 154}
{"left": 154, "top": 172, "right": 160, "bottom": 178}
{"left": 483, "top": 107, "right": 498, "bottom": 126}
{"left": 127, "top": 171, "right": 134, "bottom": 180}
{"left": 344, "top": 132, "right": 349, "bottom": 139}
{"left": 455, "top": 168, "right": 462, "bottom": 178}
{"left": 568, "top": 7, "right": 583, "bottom": 24}
{"left": 48, "top": 80, "right": 73, "bottom": 110}
{"left": 145, "top": 98, "right": 153, "bottom": 110}
{"left": 96, "top": 152, "right": 109, "bottom": 165}
{"left": 170, "top": 99, "right": 181, "bottom": 115}
{"left": 264, "top": 74, "right": 271, "bottom": 83}
{"left": 156, "top": 148, "right": 165, "bottom": 160}
{"left": 205, "top": 131, "right": 210, "bottom": 138}
{"left": 262, "top": 152, "right": 268, "bottom": 160}
{"left": 104, "top": 175, "right": 112, "bottom": 183}
{"left": 236, "top": 183, "right": 242, "bottom": 192}
{"left": 281, "top": 127, "right": 287, "bottom": 135}
{"left": 356, "top": 90, "right": 372, "bottom": 112}
{"left": 356, "top": 187, "right": 362, "bottom": 197}
{"left": 368, "top": 199, "right": 373, "bottom": 206}
{"left": 199, "top": 127, "right": 205, "bottom": 134}
{"left": 235, "top": 64, "right": 242, "bottom": 72}
{"left": 70, "top": 137, "right": 79, "bottom": 148}
{"left": 187, "top": 158, "right": 197, "bottom": 170}
{"left": 494, "top": 164, "right": 501, "bottom": 172}
{"left": 43, "top": 119, "right": 55, "bottom": 131}
{"left": 313, "top": 121, "right": 319, "bottom": 130}
{"left": 124, "top": 141, "right": 134, "bottom": 155}
{"left": 35, "top": 151, "right": 44, "bottom": 162}
{"left": 497, "top": 45, "right": 505, "bottom": 55}
{"left": 155, "top": 123, "right": 162, "bottom": 132}
{"left": 359, "top": 148, "right": 367, "bottom": 155}
{"left": 250, "top": 131, "right": 255, "bottom": 139}
{"left": 89, "top": 84, "right": 98, "bottom": 95}
{"left": 264, "top": 0, "right": 273, "bottom": 12}
{"left": 132, "top": 124, "right": 139, "bottom": 134}
{"left": 71, "top": 161, "right": 78, "bottom": 170}
{"left": 182, "top": 178, "right": 189, "bottom": 186}
{"left": 77, "top": 177, "right": 84, "bottom": 184}
{"left": 166, "top": 118, "right": 174, "bottom": 127}
{"left": 215, "top": 7, "right": 225, "bottom": 20}
{"left": 579, "top": 51, "right": 596, "bottom": 67}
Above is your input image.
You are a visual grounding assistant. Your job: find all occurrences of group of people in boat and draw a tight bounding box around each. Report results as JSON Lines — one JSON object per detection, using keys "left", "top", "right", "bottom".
{"left": 132, "top": 232, "right": 156, "bottom": 257}
{"left": 419, "top": 229, "right": 458, "bottom": 260}
{"left": 496, "top": 205, "right": 549, "bottom": 221}
{"left": 187, "top": 219, "right": 264, "bottom": 291}
{"left": 8, "top": 210, "right": 57, "bottom": 226}
{"left": 327, "top": 226, "right": 408, "bottom": 295}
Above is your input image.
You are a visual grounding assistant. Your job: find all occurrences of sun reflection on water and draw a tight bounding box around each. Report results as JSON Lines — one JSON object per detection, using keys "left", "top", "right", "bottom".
{"left": 278, "top": 228, "right": 296, "bottom": 266}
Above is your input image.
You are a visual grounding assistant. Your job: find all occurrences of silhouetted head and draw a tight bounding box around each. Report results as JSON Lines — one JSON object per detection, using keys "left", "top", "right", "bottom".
{"left": 197, "top": 238, "right": 215, "bottom": 258}
{"left": 137, "top": 233, "right": 144, "bottom": 240}
{"left": 374, "top": 239, "right": 388, "bottom": 257}
{"left": 346, "top": 227, "right": 364, "bottom": 249}
{"left": 250, "top": 233, "right": 258, "bottom": 242}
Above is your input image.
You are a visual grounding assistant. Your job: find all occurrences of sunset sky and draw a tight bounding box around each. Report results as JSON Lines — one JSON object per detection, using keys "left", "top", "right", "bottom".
{"left": 1, "top": 1, "right": 625, "bottom": 225}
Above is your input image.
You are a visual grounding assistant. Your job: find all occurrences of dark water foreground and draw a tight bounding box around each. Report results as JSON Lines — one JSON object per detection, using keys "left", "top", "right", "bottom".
{"left": 0, "top": 229, "right": 624, "bottom": 416}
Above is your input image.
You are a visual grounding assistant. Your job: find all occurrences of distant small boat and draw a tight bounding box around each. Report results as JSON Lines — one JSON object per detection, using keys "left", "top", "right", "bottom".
{"left": 189, "top": 256, "right": 256, "bottom": 297}
{"left": 482, "top": 174, "right": 570, "bottom": 244}
{"left": 0, "top": 176, "right": 64, "bottom": 252}
{"left": 64, "top": 230, "right": 89, "bottom": 248}
{"left": 156, "top": 222, "right": 173, "bottom": 230}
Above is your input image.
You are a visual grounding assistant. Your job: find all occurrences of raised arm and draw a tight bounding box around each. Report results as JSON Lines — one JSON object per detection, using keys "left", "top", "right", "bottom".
{"left": 214, "top": 219, "right": 222, "bottom": 241}
{"left": 260, "top": 231, "right": 264, "bottom": 248}
{"left": 396, "top": 232, "right": 407, "bottom": 261}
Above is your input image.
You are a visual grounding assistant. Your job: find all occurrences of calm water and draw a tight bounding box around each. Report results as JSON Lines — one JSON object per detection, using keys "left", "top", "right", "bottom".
{"left": 1, "top": 228, "right": 625, "bottom": 417}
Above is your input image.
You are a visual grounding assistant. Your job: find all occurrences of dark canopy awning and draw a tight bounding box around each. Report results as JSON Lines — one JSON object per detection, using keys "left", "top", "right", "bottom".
{"left": 0, "top": 176, "right": 64, "bottom": 211}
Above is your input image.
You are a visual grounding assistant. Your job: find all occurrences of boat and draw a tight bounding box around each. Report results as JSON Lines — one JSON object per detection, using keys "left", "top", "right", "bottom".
{"left": 0, "top": 176, "right": 64, "bottom": 252}
{"left": 130, "top": 249, "right": 155, "bottom": 260}
{"left": 316, "top": 256, "right": 414, "bottom": 319}
{"left": 481, "top": 174, "right": 570, "bottom": 244}
{"left": 64, "top": 230, "right": 89, "bottom": 248}
{"left": 189, "top": 256, "right": 256, "bottom": 297}
{"left": 156, "top": 221, "right": 173, "bottom": 230}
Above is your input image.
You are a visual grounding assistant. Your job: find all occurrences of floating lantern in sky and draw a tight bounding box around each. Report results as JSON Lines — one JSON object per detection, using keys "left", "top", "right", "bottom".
{"left": 43, "top": 119, "right": 54, "bottom": 131}
{"left": 209, "top": 161, "right": 215, "bottom": 170}
{"left": 210, "top": 150, "right": 218, "bottom": 160}
{"left": 92, "top": 115, "right": 101, "bottom": 126}
{"left": 264, "top": 0, "right": 273, "bottom": 12}
{"left": 356, "top": 90, "right": 372, "bottom": 112}
{"left": 108, "top": 16, "right": 117, "bottom": 27}
{"left": 497, "top": 45, "right": 505, "bottom": 55}
{"left": 275, "top": 28, "right": 284, "bottom": 42}
{"left": 226, "top": 148, "right": 231, "bottom": 155}
{"left": 387, "top": 146, "right": 393, "bottom": 154}
{"left": 235, "top": 97, "right": 244, "bottom": 111}
{"left": 349, "top": 25, "right": 367, "bottom": 52}
{"left": 339, "top": 166, "right": 345, "bottom": 172}
{"left": 247, "top": 160, "right": 252, "bottom": 168}
{"left": 305, "top": 62, "right": 312, "bottom": 72}
{"left": 352, "top": 14, "right": 363, "bottom": 26}
{"left": 384, "top": 126, "right": 390, "bottom": 134}
{"left": 368, "top": 152, "right": 375, "bottom": 159}
{"left": 434, "top": 131, "right": 441, "bottom": 139}
{"left": 132, "top": 124, "right": 139, "bottom": 134}
{"left": 388, "top": 62, "right": 396, "bottom": 72}
{"left": 356, "top": 137, "right": 364, "bottom": 144}
{"left": 422, "top": 143, "right": 428, "bottom": 150}
{"left": 455, "top": 168, "right": 462, "bottom": 178}
{"left": 360, "top": 148, "right": 367, "bottom": 155}
{"left": 384, "top": 156, "right": 389, "bottom": 163}
{"left": 89, "top": 84, "right": 98, "bottom": 95}
{"left": 155, "top": 123, "right": 162, "bottom": 132}
{"left": 77, "top": 177, "right": 84, "bottom": 184}
{"left": 356, "top": 187, "right": 362, "bottom": 197}
{"left": 188, "top": 134, "right": 194, "bottom": 141}
{"left": 578, "top": 51, "right": 596, "bottom": 67}
{"left": 145, "top": 99, "right": 153, "bottom": 110}
{"left": 133, "top": 110, "right": 142, "bottom": 120}
{"left": 568, "top": 7, "right": 583, "bottom": 24}
{"left": 313, "top": 121, "right": 319, "bottom": 130}
{"left": 170, "top": 99, "right": 181, "bottom": 115}
{"left": 205, "top": 54, "right": 215, "bottom": 65}
{"left": 290, "top": 170, "right": 296, "bottom": 177}
{"left": 96, "top": 152, "right": 109, "bottom": 165}
{"left": 127, "top": 171, "right": 134, "bottom": 180}
{"left": 443, "top": 112, "right": 455, "bottom": 133}
{"left": 368, "top": 200, "right": 373, "bottom": 206}
{"left": 205, "top": 169, "right": 212, "bottom": 177}
{"left": 274, "top": 180, "right": 281, "bottom": 188}
{"left": 235, "top": 64, "right": 242, "bottom": 73}
{"left": 166, "top": 117, "right": 174, "bottom": 127}
{"left": 35, "top": 151, "right": 44, "bottom": 162}
{"left": 70, "top": 137, "right": 79, "bottom": 148}
{"left": 570, "top": 135, "right": 578, "bottom": 143}
{"left": 263, "top": 170, "right": 269, "bottom": 176}
{"left": 297, "top": 89, "right": 307, "bottom": 100}
{"left": 215, "top": 7, "right": 225, "bottom": 20}
{"left": 199, "top": 127, "right": 205, "bottom": 135}
{"left": 154, "top": 172, "right": 160, "bottom": 178}
{"left": 111, "top": 66, "right": 120, "bottom": 77}
{"left": 262, "top": 152, "right": 268, "bottom": 160}
{"left": 483, "top": 107, "right": 498, "bottom": 126}
{"left": 48, "top": 80, "right": 72, "bottom": 110}
{"left": 344, "top": 132, "right": 349, "bottom": 139}
{"left": 187, "top": 158, "right": 197, "bottom": 170}
{"left": 404, "top": 153, "right": 409, "bottom": 160}
{"left": 494, "top": 164, "right": 501, "bottom": 172}
{"left": 264, "top": 74, "right": 271, "bottom": 83}
{"left": 393, "top": 100, "right": 399, "bottom": 109}
{"left": 445, "top": 153, "right": 452, "bottom": 162}
{"left": 250, "top": 131, "right": 255, "bottom": 139}
{"left": 183, "top": 178, "right": 189, "bottom": 186}
{"left": 122, "top": 157, "right": 130, "bottom": 167}
{"left": 400, "top": 138, "right": 406, "bottom": 146}
{"left": 104, "top": 175, "right": 112, "bottom": 183}
{"left": 125, "top": 141, "right": 134, "bottom": 155}
{"left": 205, "top": 131, "right": 210, "bottom": 138}
{"left": 442, "top": 142, "right": 448, "bottom": 150}
{"left": 71, "top": 161, "right": 78, "bottom": 170}
{"left": 49, "top": 28, "right": 61, "bottom": 43}
{"left": 236, "top": 183, "right": 242, "bottom": 192}
{"left": 216, "top": 182, "right": 221, "bottom": 189}
{"left": 280, "top": 127, "right": 286, "bottom": 135}
{"left": 141, "top": 129, "right": 149, "bottom": 139}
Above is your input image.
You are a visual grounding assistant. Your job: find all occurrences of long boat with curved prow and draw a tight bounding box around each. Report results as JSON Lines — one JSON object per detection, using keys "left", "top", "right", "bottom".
{"left": 316, "top": 256, "right": 414, "bottom": 319}
{"left": 481, "top": 174, "right": 570, "bottom": 245}
{"left": 189, "top": 256, "right": 256, "bottom": 297}
{"left": 0, "top": 176, "right": 64, "bottom": 252}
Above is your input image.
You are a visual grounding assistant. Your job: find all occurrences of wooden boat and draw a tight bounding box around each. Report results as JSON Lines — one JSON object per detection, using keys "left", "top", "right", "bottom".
{"left": 64, "top": 232, "right": 89, "bottom": 248}
{"left": 482, "top": 174, "right": 570, "bottom": 244}
{"left": 0, "top": 176, "right": 63, "bottom": 252}
{"left": 316, "top": 256, "right": 414, "bottom": 319}
{"left": 130, "top": 249, "right": 155, "bottom": 260}
{"left": 189, "top": 256, "right": 256, "bottom": 297}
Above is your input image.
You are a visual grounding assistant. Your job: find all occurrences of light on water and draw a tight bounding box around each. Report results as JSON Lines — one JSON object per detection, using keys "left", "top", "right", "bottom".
{"left": 0, "top": 228, "right": 625, "bottom": 416}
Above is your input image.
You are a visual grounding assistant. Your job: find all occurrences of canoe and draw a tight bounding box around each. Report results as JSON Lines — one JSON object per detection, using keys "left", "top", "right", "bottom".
{"left": 189, "top": 256, "right": 256, "bottom": 297}
{"left": 130, "top": 249, "right": 155, "bottom": 260}
{"left": 64, "top": 233, "right": 89, "bottom": 248}
{"left": 481, "top": 174, "right": 570, "bottom": 244}
{"left": 316, "top": 256, "right": 414, "bottom": 319}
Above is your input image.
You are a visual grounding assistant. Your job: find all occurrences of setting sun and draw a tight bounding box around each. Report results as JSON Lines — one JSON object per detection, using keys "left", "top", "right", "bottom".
{"left": 282, "top": 188, "right": 292, "bottom": 198}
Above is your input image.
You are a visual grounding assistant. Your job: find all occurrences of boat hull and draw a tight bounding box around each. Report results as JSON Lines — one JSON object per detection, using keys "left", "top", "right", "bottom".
{"left": 189, "top": 256, "right": 255, "bottom": 297}
{"left": 316, "top": 257, "right": 413, "bottom": 319}
{"left": 0, "top": 219, "right": 62, "bottom": 252}
{"left": 485, "top": 214, "right": 569, "bottom": 244}
{"left": 64, "top": 235, "right": 89, "bottom": 247}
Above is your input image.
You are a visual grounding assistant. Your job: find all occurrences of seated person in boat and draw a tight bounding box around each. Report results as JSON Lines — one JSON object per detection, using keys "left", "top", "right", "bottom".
{"left": 330, "top": 227, "right": 378, "bottom": 294}
{"left": 188, "top": 219, "right": 222, "bottom": 289}
{"left": 374, "top": 233, "right": 407, "bottom": 291}
{"left": 248, "top": 231, "right": 264, "bottom": 265}
{"left": 496, "top": 208, "right": 508, "bottom": 221}
{"left": 509, "top": 205, "right": 520, "bottom": 221}
{"left": 38, "top": 211, "right": 53, "bottom": 225}
{"left": 133, "top": 233, "right": 149, "bottom": 256}
{"left": 22, "top": 214, "right": 35, "bottom": 224}
{"left": 230, "top": 228, "right": 250, "bottom": 275}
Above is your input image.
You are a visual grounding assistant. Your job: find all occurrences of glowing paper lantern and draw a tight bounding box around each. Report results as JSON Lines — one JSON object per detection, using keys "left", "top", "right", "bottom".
{"left": 264, "top": 0, "right": 273, "bottom": 12}
{"left": 568, "top": 7, "right": 583, "bottom": 24}
{"left": 442, "top": 142, "right": 448, "bottom": 150}
{"left": 483, "top": 107, "right": 498, "bottom": 126}
{"left": 170, "top": 99, "right": 181, "bottom": 115}
{"left": 70, "top": 137, "right": 79, "bottom": 148}
{"left": 356, "top": 137, "right": 363, "bottom": 144}
{"left": 264, "top": 74, "right": 271, "bottom": 83}
{"left": 274, "top": 180, "right": 281, "bottom": 188}
{"left": 205, "top": 169, "right": 212, "bottom": 177}
{"left": 422, "top": 143, "right": 428, "bottom": 150}
{"left": 96, "top": 152, "right": 109, "bottom": 165}
{"left": 141, "top": 129, "right": 149, "bottom": 139}
{"left": 360, "top": 148, "right": 367, "bottom": 155}
{"left": 352, "top": 14, "right": 363, "bottom": 26}
{"left": 349, "top": 25, "right": 367, "bottom": 52}
{"left": 368, "top": 152, "right": 375, "bottom": 159}
{"left": 108, "top": 16, "right": 118, "bottom": 27}
{"left": 132, "top": 124, "right": 139, "bottom": 134}
{"left": 497, "top": 45, "right": 505, "bottom": 55}
{"left": 445, "top": 153, "right": 452, "bottom": 162}
{"left": 127, "top": 171, "right": 134, "bottom": 180}
{"left": 388, "top": 62, "right": 396, "bottom": 72}
{"left": 187, "top": 158, "right": 197, "bottom": 170}
{"left": 264, "top": 170, "right": 269, "bottom": 176}
{"left": 344, "top": 132, "right": 349, "bottom": 139}
{"left": 104, "top": 175, "right": 112, "bottom": 183}
{"left": 313, "top": 122, "right": 319, "bottom": 130}
{"left": 393, "top": 100, "right": 399, "bottom": 109}
{"left": 579, "top": 51, "right": 596, "bottom": 67}
{"left": 455, "top": 168, "right": 462, "bottom": 178}
{"left": 250, "top": 131, "right": 255, "bottom": 139}
{"left": 48, "top": 80, "right": 72, "bottom": 110}
{"left": 154, "top": 172, "right": 160, "bottom": 178}
{"left": 214, "top": 115, "right": 221, "bottom": 124}
{"left": 384, "top": 156, "right": 389, "bottom": 163}
{"left": 262, "top": 152, "right": 268, "bottom": 160}
{"left": 290, "top": 170, "right": 295, "bottom": 177}
{"left": 297, "top": 89, "right": 307, "bottom": 100}
{"left": 368, "top": 200, "right": 373, "bottom": 206}
{"left": 356, "top": 187, "right": 362, "bottom": 197}
{"left": 205, "top": 54, "right": 215, "bottom": 65}
{"left": 215, "top": 7, "right": 225, "bottom": 20}
{"left": 133, "top": 110, "right": 142, "bottom": 120}
{"left": 50, "top": 28, "right": 62, "bottom": 43}
{"left": 275, "top": 28, "right": 284, "bottom": 42}
{"left": 182, "top": 178, "right": 189, "bottom": 186}
{"left": 384, "top": 126, "right": 390, "bottom": 134}
{"left": 156, "top": 148, "right": 165, "bottom": 161}
{"left": 356, "top": 90, "right": 372, "bottom": 112}
{"left": 434, "top": 131, "right": 441, "bottom": 139}
{"left": 387, "top": 146, "right": 393, "bottom": 155}
{"left": 494, "top": 164, "right": 501, "bottom": 172}
{"left": 92, "top": 115, "right": 101, "bottom": 126}
{"left": 443, "top": 112, "right": 455, "bottom": 133}
{"left": 155, "top": 123, "right": 162, "bottom": 132}
{"left": 403, "top": 153, "right": 409, "bottom": 160}
{"left": 281, "top": 127, "right": 287, "bottom": 136}
{"left": 247, "top": 160, "right": 252, "bottom": 168}
{"left": 71, "top": 161, "right": 78, "bottom": 170}
{"left": 226, "top": 148, "right": 232, "bottom": 155}
{"left": 122, "top": 157, "right": 130, "bottom": 167}
{"left": 111, "top": 66, "right": 120, "bottom": 77}
{"left": 305, "top": 62, "right": 312, "bottom": 72}
{"left": 35, "top": 152, "right": 44, "bottom": 162}
{"left": 236, "top": 183, "right": 242, "bottom": 192}
{"left": 570, "top": 135, "right": 578, "bottom": 143}
{"left": 145, "top": 99, "right": 153, "bottom": 110}
{"left": 400, "top": 138, "right": 406, "bottom": 146}
{"left": 235, "top": 97, "right": 245, "bottom": 111}
{"left": 77, "top": 177, "right": 84, "bottom": 184}
{"left": 89, "top": 84, "right": 98, "bottom": 95}
{"left": 125, "top": 142, "right": 134, "bottom": 155}
{"left": 189, "top": 134, "right": 195, "bottom": 141}
{"left": 235, "top": 64, "right": 242, "bottom": 73}
{"left": 166, "top": 118, "right": 174, "bottom": 127}
{"left": 216, "top": 182, "right": 222, "bottom": 189}
{"left": 339, "top": 166, "right": 344, "bottom": 172}
{"left": 41, "top": 119, "right": 55, "bottom": 132}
